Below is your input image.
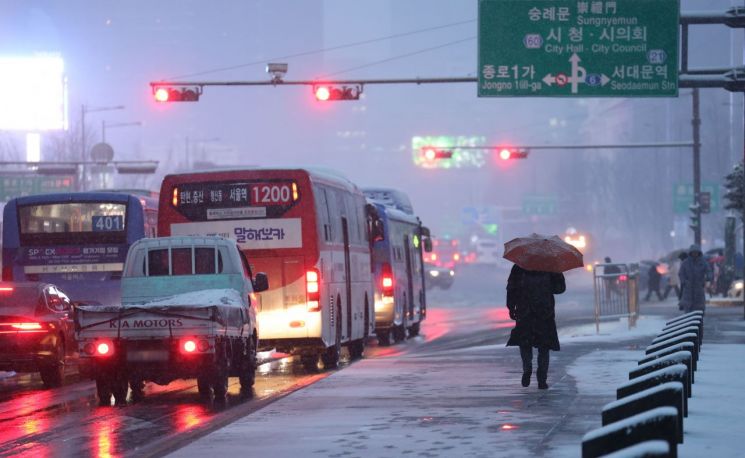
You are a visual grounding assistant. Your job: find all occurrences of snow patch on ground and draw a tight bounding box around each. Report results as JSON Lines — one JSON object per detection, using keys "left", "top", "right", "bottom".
{"left": 680, "top": 343, "right": 745, "bottom": 457}
{"left": 560, "top": 315, "right": 666, "bottom": 343}
{"left": 566, "top": 350, "right": 641, "bottom": 397}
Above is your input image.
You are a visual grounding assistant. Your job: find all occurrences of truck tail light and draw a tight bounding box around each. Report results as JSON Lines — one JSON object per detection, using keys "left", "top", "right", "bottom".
{"left": 183, "top": 339, "right": 197, "bottom": 353}
{"left": 381, "top": 263, "right": 394, "bottom": 297}
{"left": 96, "top": 341, "right": 113, "bottom": 356}
{"left": 306, "top": 268, "right": 321, "bottom": 312}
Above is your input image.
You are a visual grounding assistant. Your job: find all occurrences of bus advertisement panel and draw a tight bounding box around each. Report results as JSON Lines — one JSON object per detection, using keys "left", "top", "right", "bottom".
{"left": 2, "top": 192, "right": 158, "bottom": 305}
{"left": 158, "top": 169, "right": 375, "bottom": 369}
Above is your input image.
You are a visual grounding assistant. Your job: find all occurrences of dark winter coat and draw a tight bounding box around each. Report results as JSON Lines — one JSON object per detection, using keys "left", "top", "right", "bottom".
{"left": 505, "top": 265, "right": 566, "bottom": 351}
{"left": 647, "top": 264, "right": 662, "bottom": 289}
{"left": 678, "top": 253, "right": 711, "bottom": 311}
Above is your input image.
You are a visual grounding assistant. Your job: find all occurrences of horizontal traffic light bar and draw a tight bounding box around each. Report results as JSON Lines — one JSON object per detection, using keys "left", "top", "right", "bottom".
{"left": 450, "top": 142, "right": 695, "bottom": 151}
{"left": 153, "top": 86, "right": 202, "bottom": 102}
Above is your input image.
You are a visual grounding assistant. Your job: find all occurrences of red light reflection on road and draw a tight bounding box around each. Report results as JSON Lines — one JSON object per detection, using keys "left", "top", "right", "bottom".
{"left": 500, "top": 423, "right": 519, "bottom": 430}
{"left": 91, "top": 415, "right": 120, "bottom": 458}
{"left": 174, "top": 404, "right": 208, "bottom": 432}
{"left": 421, "top": 308, "right": 454, "bottom": 342}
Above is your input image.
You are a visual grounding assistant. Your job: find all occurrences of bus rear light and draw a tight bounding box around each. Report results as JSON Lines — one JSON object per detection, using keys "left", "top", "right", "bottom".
{"left": 307, "top": 301, "right": 320, "bottom": 312}
{"left": 381, "top": 263, "right": 394, "bottom": 297}
{"left": 306, "top": 268, "right": 320, "bottom": 310}
{"left": 292, "top": 182, "right": 299, "bottom": 201}
{"left": 0, "top": 287, "right": 14, "bottom": 292}
{"left": 172, "top": 187, "right": 179, "bottom": 206}
{"left": 289, "top": 320, "right": 306, "bottom": 328}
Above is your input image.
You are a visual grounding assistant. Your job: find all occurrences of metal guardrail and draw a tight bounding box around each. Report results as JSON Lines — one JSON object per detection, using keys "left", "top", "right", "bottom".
{"left": 593, "top": 263, "right": 640, "bottom": 332}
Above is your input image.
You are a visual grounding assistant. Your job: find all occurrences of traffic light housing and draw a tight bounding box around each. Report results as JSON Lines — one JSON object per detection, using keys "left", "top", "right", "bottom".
{"left": 497, "top": 148, "right": 529, "bottom": 160}
{"left": 689, "top": 204, "right": 701, "bottom": 231}
{"left": 313, "top": 85, "right": 362, "bottom": 101}
{"left": 153, "top": 86, "right": 201, "bottom": 102}
{"left": 421, "top": 147, "right": 453, "bottom": 161}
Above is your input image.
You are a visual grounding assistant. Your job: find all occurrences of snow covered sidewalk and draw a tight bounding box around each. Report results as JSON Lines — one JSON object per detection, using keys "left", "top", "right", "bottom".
{"left": 169, "top": 308, "right": 745, "bottom": 458}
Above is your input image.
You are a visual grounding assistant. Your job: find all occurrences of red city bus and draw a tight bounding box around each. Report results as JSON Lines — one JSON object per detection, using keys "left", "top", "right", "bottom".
{"left": 158, "top": 168, "right": 375, "bottom": 370}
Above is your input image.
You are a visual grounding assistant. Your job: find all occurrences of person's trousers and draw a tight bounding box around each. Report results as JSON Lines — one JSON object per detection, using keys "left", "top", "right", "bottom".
{"left": 645, "top": 287, "right": 663, "bottom": 301}
{"left": 663, "top": 284, "right": 681, "bottom": 300}
{"left": 520, "top": 345, "right": 550, "bottom": 382}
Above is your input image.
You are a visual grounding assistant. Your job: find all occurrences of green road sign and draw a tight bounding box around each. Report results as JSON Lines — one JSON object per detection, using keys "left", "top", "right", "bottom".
{"left": 0, "top": 175, "right": 75, "bottom": 202}
{"left": 522, "top": 195, "right": 558, "bottom": 215}
{"left": 673, "top": 182, "right": 720, "bottom": 214}
{"left": 478, "top": 0, "right": 679, "bottom": 97}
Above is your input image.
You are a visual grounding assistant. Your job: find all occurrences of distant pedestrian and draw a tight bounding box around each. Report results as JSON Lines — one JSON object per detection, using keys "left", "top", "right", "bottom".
{"left": 679, "top": 245, "right": 711, "bottom": 313}
{"left": 603, "top": 256, "right": 622, "bottom": 300}
{"left": 676, "top": 252, "right": 689, "bottom": 309}
{"left": 506, "top": 264, "right": 566, "bottom": 390}
{"left": 644, "top": 262, "right": 663, "bottom": 301}
{"left": 663, "top": 253, "right": 685, "bottom": 300}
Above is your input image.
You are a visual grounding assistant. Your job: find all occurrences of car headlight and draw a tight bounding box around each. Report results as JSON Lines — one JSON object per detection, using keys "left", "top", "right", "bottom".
{"left": 735, "top": 281, "right": 744, "bottom": 291}
{"left": 449, "top": 270, "right": 455, "bottom": 277}
{"left": 429, "top": 270, "right": 440, "bottom": 277}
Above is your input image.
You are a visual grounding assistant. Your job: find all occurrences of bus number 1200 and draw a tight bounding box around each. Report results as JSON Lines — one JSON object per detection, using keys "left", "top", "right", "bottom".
{"left": 251, "top": 183, "right": 292, "bottom": 205}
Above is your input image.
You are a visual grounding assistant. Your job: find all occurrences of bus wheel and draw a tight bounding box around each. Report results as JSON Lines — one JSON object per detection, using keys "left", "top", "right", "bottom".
{"left": 349, "top": 339, "right": 364, "bottom": 360}
{"left": 322, "top": 304, "right": 342, "bottom": 369}
{"left": 408, "top": 322, "right": 421, "bottom": 337}
{"left": 238, "top": 337, "right": 257, "bottom": 393}
{"left": 376, "top": 330, "right": 391, "bottom": 346}
{"left": 300, "top": 355, "right": 319, "bottom": 372}
{"left": 95, "top": 377, "right": 112, "bottom": 407}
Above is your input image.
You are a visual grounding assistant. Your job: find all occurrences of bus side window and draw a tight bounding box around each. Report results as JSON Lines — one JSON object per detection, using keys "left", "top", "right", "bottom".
{"left": 326, "top": 188, "right": 343, "bottom": 243}
{"left": 313, "top": 186, "right": 332, "bottom": 242}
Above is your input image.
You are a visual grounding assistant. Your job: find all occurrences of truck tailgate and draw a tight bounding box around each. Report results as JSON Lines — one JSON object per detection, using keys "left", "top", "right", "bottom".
{"left": 76, "top": 306, "right": 218, "bottom": 339}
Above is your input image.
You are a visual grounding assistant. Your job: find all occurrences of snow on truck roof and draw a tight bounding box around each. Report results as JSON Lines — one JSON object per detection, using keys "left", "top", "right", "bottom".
{"left": 164, "top": 167, "right": 362, "bottom": 193}
{"left": 129, "top": 235, "right": 238, "bottom": 250}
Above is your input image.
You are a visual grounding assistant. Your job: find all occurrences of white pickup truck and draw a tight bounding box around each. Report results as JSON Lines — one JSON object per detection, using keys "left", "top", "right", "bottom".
{"left": 74, "top": 236, "right": 268, "bottom": 405}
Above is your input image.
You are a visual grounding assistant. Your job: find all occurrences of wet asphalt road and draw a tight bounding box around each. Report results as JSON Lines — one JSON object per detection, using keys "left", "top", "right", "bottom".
{"left": 0, "top": 265, "right": 597, "bottom": 457}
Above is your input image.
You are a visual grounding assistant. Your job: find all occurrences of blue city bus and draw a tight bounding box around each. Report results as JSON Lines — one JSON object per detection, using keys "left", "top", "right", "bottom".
{"left": 2, "top": 192, "right": 158, "bottom": 305}
{"left": 364, "top": 189, "right": 431, "bottom": 345}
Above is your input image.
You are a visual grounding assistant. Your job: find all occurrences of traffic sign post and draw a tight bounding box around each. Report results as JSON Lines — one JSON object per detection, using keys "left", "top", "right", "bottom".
{"left": 478, "top": 0, "right": 680, "bottom": 97}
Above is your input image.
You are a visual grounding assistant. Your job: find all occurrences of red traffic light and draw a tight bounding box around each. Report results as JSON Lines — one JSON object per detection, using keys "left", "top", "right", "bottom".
{"left": 313, "top": 84, "right": 362, "bottom": 101}
{"left": 497, "top": 148, "right": 528, "bottom": 160}
{"left": 422, "top": 147, "right": 453, "bottom": 161}
{"left": 153, "top": 86, "right": 201, "bottom": 103}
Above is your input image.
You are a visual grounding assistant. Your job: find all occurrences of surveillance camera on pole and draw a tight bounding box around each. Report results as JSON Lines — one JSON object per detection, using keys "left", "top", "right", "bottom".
{"left": 266, "top": 63, "right": 288, "bottom": 84}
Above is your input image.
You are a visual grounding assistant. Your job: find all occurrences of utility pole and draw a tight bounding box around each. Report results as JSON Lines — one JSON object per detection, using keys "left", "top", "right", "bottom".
{"left": 692, "top": 88, "right": 703, "bottom": 247}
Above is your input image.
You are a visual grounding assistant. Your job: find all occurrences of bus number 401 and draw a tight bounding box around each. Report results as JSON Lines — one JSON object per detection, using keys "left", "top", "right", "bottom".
{"left": 92, "top": 215, "right": 123, "bottom": 232}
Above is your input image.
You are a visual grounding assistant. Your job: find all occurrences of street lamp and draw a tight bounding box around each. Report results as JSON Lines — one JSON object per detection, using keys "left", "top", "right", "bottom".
{"left": 79, "top": 104, "right": 124, "bottom": 190}
{"left": 101, "top": 121, "right": 142, "bottom": 142}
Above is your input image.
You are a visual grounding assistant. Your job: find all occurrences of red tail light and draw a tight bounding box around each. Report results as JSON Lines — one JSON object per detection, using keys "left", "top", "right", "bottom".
{"left": 306, "top": 268, "right": 321, "bottom": 312}
{"left": 619, "top": 274, "right": 628, "bottom": 282}
{"left": 0, "top": 322, "right": 46, "bottom": 333}
{"left": 96, "top": 342, "right": 112, "bottom": 356}
{"left": 0, "top": 287, "right": 14, "bottom": 292}
{"left": 183, "top": 339, "right": 197, "bottom": 353}
{"left": 2, "top": 267, "right": 12, "bottom": 281}
{"left": 11, "top": 322, "right": 42, "bottom": 330}
{"left": 381, "top": 263, "right": 394, "bottom": 297}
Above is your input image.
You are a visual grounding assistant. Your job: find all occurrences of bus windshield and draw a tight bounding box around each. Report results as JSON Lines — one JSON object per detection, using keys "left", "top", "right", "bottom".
{"left": 18, "top": 202, "right": 127, "bottom": 245}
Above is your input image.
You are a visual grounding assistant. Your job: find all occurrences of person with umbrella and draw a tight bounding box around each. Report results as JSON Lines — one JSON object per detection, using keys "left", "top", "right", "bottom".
{"left": 679, "top": 244, "right": 712, "bottom": 313}
{"left": 503, "top": 234, "right": 582, "bottom": 390}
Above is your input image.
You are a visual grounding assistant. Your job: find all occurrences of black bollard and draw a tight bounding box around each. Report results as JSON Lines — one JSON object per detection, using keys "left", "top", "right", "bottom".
{"left": 631, "top": 351, "right": 693, "bottom": 391}
{"left": 602, "top": 382, "right": 685, "bottom": 442}
{"left": 582, "top": 407, "right": 679, "bottom": 458}
{"left": 666, "top": 311, "right": 703, "bottom": 326}
{"left": 617, "top": 364, "right": 690, "bottom": 400}
{"left": 646, "top": 333, "right": 699, "bottom": 362}
{"left": 653, "top": 326, "right": 701, "bottom": 350}
{"left": 639, "top": 342, "right": 697, "bottom": 372}
{"left": 597, "top": 441, "right": 671, "bottom": 458}
{"left": 662, "top": 318, "right": 704, "bottom": 343}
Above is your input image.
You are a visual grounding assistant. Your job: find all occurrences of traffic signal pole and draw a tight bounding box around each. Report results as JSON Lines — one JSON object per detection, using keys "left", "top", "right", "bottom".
{"left": 692, "top": 88, "right": 702, "bottom": 246}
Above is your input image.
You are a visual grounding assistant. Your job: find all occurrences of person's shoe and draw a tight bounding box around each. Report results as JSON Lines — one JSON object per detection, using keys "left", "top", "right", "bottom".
{"left": 538, "top": 380, "right": 548, "bottom": 390}
{"left": 521, "top": 372, "right": 531, "bottom": 387}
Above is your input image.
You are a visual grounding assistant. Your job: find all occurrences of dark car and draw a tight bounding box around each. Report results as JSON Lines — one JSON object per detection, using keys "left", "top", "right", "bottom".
{"left": 0, "top": 282, "right": 76, "bottom": 388}
{"left": 425, "top": 262, "right": 455, "bottom": 290}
